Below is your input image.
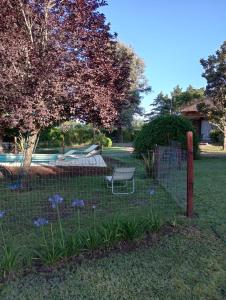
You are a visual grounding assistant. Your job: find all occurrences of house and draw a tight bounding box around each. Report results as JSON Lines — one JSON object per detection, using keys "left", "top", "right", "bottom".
{"left": 180, "top": 98, "right": 213, "bottom": 142}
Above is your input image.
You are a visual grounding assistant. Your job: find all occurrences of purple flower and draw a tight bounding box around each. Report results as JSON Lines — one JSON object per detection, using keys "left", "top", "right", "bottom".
{"left": 0, "top": 211, "right": 5, "bottom": 218}
{"left": 34, "top": 217, "right": 49, "bottom": 227}
{"left": 72, "top": 199, "right": 85, "bottom": 208}
{"left": 48, "top": 193, "right": 64, "bottom": 208}
{"left": 149, "top": 188, "right": 155, "bottom": 196}
{"left": 8, "top": 182, "right": 23, "bottom": 191}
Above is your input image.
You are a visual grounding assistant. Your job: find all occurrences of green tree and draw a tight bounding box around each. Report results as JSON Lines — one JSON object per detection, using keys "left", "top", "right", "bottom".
{"left": 114, "top": 43, "right": 151, "bottom": 142}
{"left": 174, "top": 85, "right": 204, "bottom": 108}
{"left": 198, "top": 41, "right": 226, "bottom": 148}
{"left": 148, "top": 92, "right": 172, "bottom": 117}
{"left": 148, "top": 85, "right": 204, "bottom": 119}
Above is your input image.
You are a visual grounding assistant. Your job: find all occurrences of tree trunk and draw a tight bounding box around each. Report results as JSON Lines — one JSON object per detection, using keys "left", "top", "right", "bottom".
{"left": 23, "top": 130, "right": 40, "bottom": 169}
{"left": 117, "top": 126, "right": 123, "bottom": 143}
{"left": 0, "top": 134, "right": 3, "bottom": 153}
{"left": 93, "top": 127, "right": 96, "bottom": 143}
{"left": 14, "top": 136, "right": 18, "bottom": 154}
{"left": 61, "top": 137, "right": 65, "bottom": 154}
{"left": 224, "top": 125, "right": 226, "bottom": 150}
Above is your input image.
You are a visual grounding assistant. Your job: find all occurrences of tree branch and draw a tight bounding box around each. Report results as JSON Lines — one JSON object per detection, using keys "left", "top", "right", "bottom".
{"left": 43, "top": 1, "right": 55, "bottom": 48}
{"left": 18, "top": 0, "right": 34, "bottom": 44}
{"left": 208, "top": 121, "right": 224, "bottom": 133}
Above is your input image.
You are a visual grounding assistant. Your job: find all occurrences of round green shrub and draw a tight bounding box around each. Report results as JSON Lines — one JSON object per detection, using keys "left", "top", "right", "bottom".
{"left": 103, "top": 137, "right": 112, "bottom": 148}
{"left": 94, "top": 134, "right": 112, "bottom": 148}
{"left": 209, "top": 129, "right": 223, "bottom": 144}
{"left": 134, "top": 115, "right": 199, "bottom": 158}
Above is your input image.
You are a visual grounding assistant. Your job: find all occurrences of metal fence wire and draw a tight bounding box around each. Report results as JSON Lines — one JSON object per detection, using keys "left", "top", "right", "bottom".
{"left": 0, "top": 144, "right": 187, "bottom": 246}
{"left": 153, "top": 143, "right": 187, "bottom": 209}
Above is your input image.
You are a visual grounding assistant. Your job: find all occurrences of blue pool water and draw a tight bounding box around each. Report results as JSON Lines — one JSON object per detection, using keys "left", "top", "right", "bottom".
{"left": 0, "top": 154, "right": 59, "bottom": 164}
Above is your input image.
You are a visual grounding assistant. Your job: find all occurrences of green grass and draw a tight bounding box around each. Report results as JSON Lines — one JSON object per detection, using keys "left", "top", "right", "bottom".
{"left": 200, "top": 144, "right": 225, "bottom": 153}
{"left": 1, "top": 226, "right": 226, "bottom": 299}
{"left": 1, "top": 156, "right": 226, "bottom": 299}
{"left": 0, "top": 149, "right": 179, "bottom": 265}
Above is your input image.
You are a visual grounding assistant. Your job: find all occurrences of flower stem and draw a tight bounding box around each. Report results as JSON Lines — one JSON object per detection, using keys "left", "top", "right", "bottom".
{"left": 0, "top": 223, "right": 10, "bottom": 265}
{"left": 50, "top": 223, "right": 55, "bottom": 257}
{"left": 93, "top": 209, "right": 96, "bottom": 231}
{"left": 56, "top": 206, "right": 65, "bottom": 248}
{"left": 41, "top": 226, "right": 48, "bottom": 250}
{"left": 0, "top": 223, "right": 7, "bottom": 250}
{"left": 77, "top": 209, "right": 80, "bottom": 231}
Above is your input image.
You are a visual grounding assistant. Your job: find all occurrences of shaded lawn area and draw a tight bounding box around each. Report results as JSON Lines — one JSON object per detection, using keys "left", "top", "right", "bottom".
{"left": 1, "top": 157, "right": 226, "bottom": 299}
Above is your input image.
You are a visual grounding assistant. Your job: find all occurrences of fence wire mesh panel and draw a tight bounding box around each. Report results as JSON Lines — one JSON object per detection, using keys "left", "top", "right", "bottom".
{"left": 0, "top": 145, "right": 186, "bottom": 250}
{"left": 154, "top": 143, "right": 187, "bottom": 210}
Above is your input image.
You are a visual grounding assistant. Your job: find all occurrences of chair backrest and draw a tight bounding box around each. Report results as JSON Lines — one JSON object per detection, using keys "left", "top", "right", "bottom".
{"left": 63, "top": 145, "right": 99, "bottom": 156}
{"left": 63, "top": 149, "right": 77, "bottom": 156}
{"left": 112, "top": 167, "right": 135, "bottom": 181}
{"left": 85, "top": 149, "right": 101, "bottom": 158}
{"left": 83, "top": 144, "right": 99, "bottom": 154}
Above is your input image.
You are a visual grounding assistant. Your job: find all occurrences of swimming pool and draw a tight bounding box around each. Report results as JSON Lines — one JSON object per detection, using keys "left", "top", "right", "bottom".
{"left": 0, "top": 153, "right": 59, "bottom": 164}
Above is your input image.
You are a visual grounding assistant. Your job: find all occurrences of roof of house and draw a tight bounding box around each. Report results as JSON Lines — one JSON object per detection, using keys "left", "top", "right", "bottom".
{"left": 180, "top": 98, "right": 212, "bottom": 113}
{"left": 180, "top": 98, "right": 212, "bottom": 120}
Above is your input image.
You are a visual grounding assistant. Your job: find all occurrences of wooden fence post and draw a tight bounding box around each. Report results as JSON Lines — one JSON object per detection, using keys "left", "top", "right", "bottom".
{"left": 187, "top": 131, "right": 193, "bottom": 217}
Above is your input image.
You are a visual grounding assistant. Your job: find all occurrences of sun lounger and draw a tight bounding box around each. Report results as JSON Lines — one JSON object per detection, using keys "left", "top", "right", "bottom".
{"left": 58, "top": 144, "right": 100, "bottom": 160}
{"left": 55, "top": 149, "right": 104, "bottom": 166}
{"left": 66, "top": 149, "right": 101, "bottom": 159}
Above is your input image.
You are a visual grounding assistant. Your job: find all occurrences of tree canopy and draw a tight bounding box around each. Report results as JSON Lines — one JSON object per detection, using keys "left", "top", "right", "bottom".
{"left": 198, "top": 41, "right": 226, "bottom": 147}
{"left": 114, "top": 43, "right": 151, "bottom": 132}
{"left": 0, "top": 0, "right": 132, "bottom": 166}
{"left": 148, "top": 85, "right": 205, "bottom": 118}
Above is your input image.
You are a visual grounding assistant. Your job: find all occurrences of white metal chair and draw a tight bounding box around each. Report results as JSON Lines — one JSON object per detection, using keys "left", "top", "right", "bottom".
{"left": 105, "top": 167, "right": 135, "bottom": 195}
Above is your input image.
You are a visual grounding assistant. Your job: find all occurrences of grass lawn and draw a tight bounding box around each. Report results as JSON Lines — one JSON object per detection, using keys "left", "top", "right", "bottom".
{"left": 200, "top": 144, "right": 225, "bottom": 153}
{"left": 0, "top": 148, "right": 180, "bottom": 252}
{"left": 1, "top": 156, "right": 226, "bottom": 299}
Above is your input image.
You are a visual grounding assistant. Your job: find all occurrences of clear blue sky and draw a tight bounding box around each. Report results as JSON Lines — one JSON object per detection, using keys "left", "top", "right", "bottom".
{"left": 101, "top": 0, "right": 226, "bottom": 113}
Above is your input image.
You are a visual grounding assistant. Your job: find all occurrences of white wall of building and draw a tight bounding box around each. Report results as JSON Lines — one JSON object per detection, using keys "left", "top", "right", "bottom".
{"left": 201, "top": 120, "right": 213, "bottom": 141}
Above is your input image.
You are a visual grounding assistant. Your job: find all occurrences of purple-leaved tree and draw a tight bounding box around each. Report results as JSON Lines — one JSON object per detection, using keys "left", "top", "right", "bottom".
{"left": 0, "top": 0, "right": 131, "bottom": 167}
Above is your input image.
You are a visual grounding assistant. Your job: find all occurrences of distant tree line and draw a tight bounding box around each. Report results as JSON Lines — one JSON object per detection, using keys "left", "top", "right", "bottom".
{"left": 147, "top": 85, "right": 205, "bottom": 119}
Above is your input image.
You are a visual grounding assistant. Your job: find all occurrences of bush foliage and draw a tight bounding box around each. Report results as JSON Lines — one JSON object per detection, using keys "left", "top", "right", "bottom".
{"left": 209, "top": 129, "right": 223, "bottom": 144}
{"left": 134, "top": 115, "right": 199, "bottom": 158}
{"left": 105, "top": 128, "right": 141, "bottom": 143}
{"left": 39, "top": 123, "right": 112, "bottom": 148}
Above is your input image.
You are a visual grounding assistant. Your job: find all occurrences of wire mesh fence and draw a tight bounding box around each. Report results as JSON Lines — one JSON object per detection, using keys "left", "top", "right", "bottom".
{"left": 154, "top": 142, "right": 187, "bottom": 209}
{"left": 0, "top": 144, "right": 187, "bottom": 249}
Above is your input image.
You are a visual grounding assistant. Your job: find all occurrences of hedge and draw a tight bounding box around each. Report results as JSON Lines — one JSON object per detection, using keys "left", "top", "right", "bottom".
{"left": 134, "top": 115, "right": 199, "bottom": 158}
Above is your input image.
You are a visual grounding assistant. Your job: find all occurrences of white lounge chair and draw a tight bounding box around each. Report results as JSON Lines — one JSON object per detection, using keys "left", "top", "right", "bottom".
{"left": 66, "top": 149, "right": 101, "bottom": 160}
{"left": 58, "top": 144, "right": 100, "bottom": 160}
{"left": 105, "top": 167, "right": 135, "bottom": 195}
{"left": 55, "top": 149, "right": 103, "bottom": 166}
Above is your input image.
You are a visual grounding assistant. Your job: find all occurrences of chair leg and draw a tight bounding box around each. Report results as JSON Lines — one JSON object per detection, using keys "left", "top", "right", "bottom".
{"left": 132, "top": 177, "right": 135, "bottom": 194}
{"left": 106, "top": 180, "right": 112, "bottom": 189}
{"left": 112, "top": 179, "right": 114, "bottom": 194}
{"left": 112, "top": 178, "right": 135, "bottom": 195}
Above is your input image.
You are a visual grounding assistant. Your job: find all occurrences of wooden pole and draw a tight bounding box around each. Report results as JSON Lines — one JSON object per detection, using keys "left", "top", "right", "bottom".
{"left": 187, "top": 131, "right": 193, "bottom": 217}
